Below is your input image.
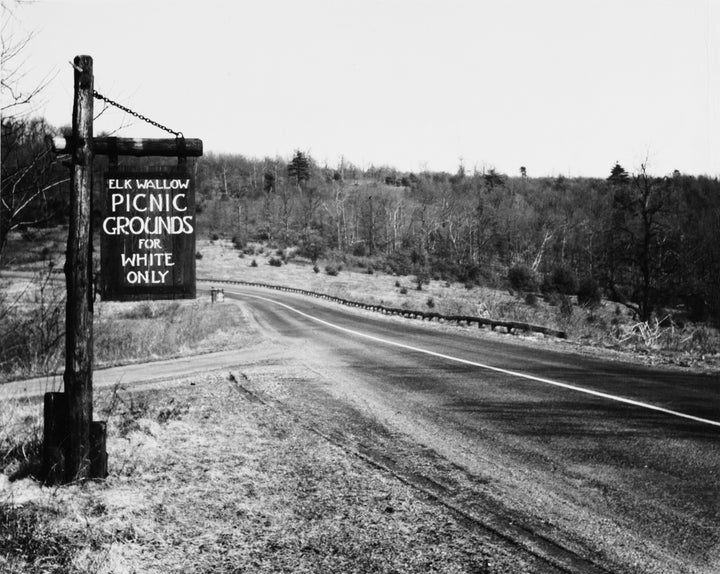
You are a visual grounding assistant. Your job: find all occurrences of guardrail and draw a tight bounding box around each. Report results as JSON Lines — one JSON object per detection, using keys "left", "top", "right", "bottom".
{"left": 199, "top": 278, "right": 567, "bottom": 339}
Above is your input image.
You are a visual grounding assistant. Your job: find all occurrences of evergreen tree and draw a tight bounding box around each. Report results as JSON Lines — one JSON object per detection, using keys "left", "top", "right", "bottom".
{"left": 607, "top": 162, "right": 629, "bottom": 185}
{"left": 288, "top": 151, "right": 311, "bottom": 188}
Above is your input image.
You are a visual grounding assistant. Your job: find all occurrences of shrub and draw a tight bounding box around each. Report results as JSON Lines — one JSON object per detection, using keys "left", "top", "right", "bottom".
{"left": 400, "top": 287, "right": 408, "bottom": 295}
{"left": 195, "top": 251, "right": 203, "bottom": 259}
{"left": 543, "top": 265, "right": 578, "bottom": 295}
{"left": 269, "top": 257, "right": 282, "bottom": 267}
{"left": 385, "top": 250, "right": 413, "bottom": 275}
{"left": 558, "top": 294, "right": 573, "bottom": 319}
{"left": 298, "top": 234, "right": 325, "bottom": 263}
{"left": 313, "top": 265, "right": 320, "bottom": 273}
{"left": 250, "top": 259, "right": 258, "bottom": 267}
{"left": 508, "top": 264, "right": 537, "bottom": 292}
{"left": 211, "top": 233, "right": 219, "bottom": 241}
{"left": 366, "top": 266, "right": 374, "bottom": 274}
{"left": 525, "top": 292, "right": 538, "bottom": 306}
{"left": 545, "top": 292, "right": 563, "bottom": 306}
{"left": 684, "top": 293, "right": 708, "bottom": 323}
{"left": 395, "top": 280, "right": 401, "bottom": 288}
{"left": 352, "top": 242, "right": 368, "bottom": 257}
{"left": 325, "top": 265, "right": 339, "bottom": 276}
{"left": 414, "top": 265, "right": 430, "bottom": 291}
{"left": 426, "top": 297, "right": 435, "bottom": 308}
{"left": 577, "top": 277, "right": 601, "bottom": 307}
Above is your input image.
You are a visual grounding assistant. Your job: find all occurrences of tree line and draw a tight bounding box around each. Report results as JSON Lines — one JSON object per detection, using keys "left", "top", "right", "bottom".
{"left": 195, "top": 151, "right": 720, "bottom": 324}
{"left": 2, "top": 116, "right": 719, "bottom": 325}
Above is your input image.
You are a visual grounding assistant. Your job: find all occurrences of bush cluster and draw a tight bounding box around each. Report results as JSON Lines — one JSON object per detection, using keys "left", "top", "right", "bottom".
{"left": 508, "top": 265, "right": 537, "bottom": 292}
{"left": 543, "top": 266, "right": 578, "bottom": 295}
{"left": 577, "top": 277, "right": 602, "bottom": 307}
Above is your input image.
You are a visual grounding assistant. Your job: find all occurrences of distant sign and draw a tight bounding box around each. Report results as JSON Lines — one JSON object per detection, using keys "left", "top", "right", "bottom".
{"left": 101, "top": 172, "right": 196, "bottom": 301}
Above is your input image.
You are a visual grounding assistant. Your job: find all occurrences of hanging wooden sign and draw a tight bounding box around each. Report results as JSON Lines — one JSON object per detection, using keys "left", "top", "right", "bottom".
{"left": 44, "top": 54, "right": 204, "bottom": 483}
{"left": 100, "top": 171, "right": 196, "bottom": 300}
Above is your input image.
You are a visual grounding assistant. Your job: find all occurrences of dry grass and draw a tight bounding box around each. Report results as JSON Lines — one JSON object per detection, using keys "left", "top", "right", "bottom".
{"left": 94, "top": 299, "right": 256, "bottom": 369}
{"left": 1, "top": 374, "right": 504, "bottom": 573}
{"left": 0, "top": 281, "right": 256, "bottom": 381}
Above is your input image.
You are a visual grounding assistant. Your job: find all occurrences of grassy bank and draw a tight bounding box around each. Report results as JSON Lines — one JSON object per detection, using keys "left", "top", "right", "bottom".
{"left": 0, "top": 373, "right": 531, "bottom": 573}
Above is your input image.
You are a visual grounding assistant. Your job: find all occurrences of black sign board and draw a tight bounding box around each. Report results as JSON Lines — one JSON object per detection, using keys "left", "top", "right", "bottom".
{"left": 100, "top": 172, "right": 196, "bottom": 301}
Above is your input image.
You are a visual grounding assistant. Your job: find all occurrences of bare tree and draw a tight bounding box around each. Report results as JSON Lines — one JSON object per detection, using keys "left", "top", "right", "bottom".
{"left": 608, "top": 162, "right": 671, "bottom": 320}
{"left": 1, "top": 1, "right": 68, "bottom": 259}
{"left": 1, "top": 1, "right": 55, "bottom": 117}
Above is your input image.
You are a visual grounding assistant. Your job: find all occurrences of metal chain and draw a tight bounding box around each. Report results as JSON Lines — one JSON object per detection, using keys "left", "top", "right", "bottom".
{"left": 93, "top": 90, "right": 184, "bottom": 138}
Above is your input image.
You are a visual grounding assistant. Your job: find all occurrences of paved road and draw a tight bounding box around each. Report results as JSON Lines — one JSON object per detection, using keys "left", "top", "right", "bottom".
{"left": 222, "top": 285, "right": 719, "bottom": 574}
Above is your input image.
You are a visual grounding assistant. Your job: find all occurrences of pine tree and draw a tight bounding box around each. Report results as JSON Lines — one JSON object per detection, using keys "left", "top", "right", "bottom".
{"left": 607, "top": 162, "right": 629, "bottom": 185}
{"left": 288, "top": 151, "right": 311, "bottom": 188}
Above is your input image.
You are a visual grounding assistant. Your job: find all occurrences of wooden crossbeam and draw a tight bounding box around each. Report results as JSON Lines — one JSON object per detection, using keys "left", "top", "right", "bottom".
{"left": 50, "top": 136, "right": 203, "bottom": 157}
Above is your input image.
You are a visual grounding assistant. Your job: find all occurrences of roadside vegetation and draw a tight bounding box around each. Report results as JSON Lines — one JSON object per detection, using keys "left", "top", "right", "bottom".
{"left": 1, "top": 374, "right": 508, "bottom": 573}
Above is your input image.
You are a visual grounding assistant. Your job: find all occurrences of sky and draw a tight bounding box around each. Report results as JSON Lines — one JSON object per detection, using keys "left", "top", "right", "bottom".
{"left": 3, "top": 0, "right": 719, "bottom": 178}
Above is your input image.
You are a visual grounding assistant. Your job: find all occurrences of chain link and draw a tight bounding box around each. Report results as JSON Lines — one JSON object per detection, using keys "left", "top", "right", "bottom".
{"left": 93, "top": 90, "right": 183, "bottom": 138}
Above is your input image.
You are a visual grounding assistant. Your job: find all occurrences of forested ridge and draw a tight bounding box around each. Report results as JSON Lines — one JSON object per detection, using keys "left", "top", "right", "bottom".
{"left": 194, "top": 150, "right": 720, "bottom": 325}
{"left": 2, "top": 115, "right": 720, "bottom": 326}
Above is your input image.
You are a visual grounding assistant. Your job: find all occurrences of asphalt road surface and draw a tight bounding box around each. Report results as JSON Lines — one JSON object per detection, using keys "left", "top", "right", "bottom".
{"left": 219, "top": 285, "right": 719, "bottom": 574}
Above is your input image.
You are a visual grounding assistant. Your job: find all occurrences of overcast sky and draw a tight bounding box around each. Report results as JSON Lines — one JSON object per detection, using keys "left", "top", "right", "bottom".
{"left": 3, "top": 0, "right": 718, "bottom": 177}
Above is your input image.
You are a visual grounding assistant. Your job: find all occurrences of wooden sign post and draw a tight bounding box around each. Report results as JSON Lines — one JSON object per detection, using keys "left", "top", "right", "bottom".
{"left": 54, "top": 54, "right": 95, "bottom": 483}
{"left": 44, "top": 55, "right": 203, "bottom": 483}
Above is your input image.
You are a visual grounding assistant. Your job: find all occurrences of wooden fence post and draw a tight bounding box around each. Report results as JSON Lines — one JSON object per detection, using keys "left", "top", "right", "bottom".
{"left": 63, "top": 54, "right": 94, "bottom": 482}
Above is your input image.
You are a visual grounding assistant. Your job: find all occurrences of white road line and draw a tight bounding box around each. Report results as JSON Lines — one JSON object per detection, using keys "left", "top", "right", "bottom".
{"left": 229, "top": 289, "right": 720, "bottom": 429}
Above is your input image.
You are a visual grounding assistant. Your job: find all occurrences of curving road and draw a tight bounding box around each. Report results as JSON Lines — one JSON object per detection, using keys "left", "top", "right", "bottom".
{"left": 221, "top": 285, "right": 719, "bottom": 574}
